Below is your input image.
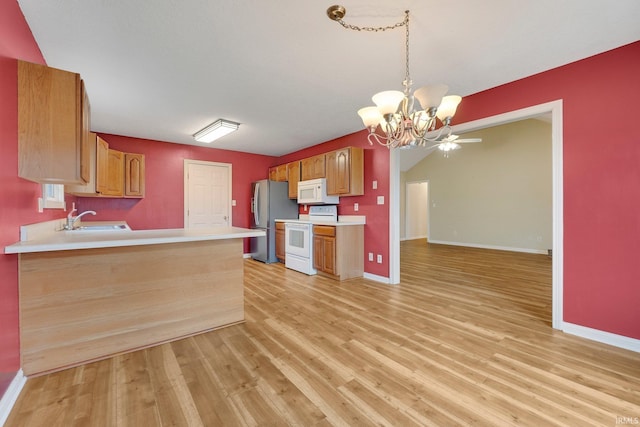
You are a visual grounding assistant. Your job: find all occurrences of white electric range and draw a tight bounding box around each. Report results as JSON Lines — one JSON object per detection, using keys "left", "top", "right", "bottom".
{"left": 284, "top": 205, "right": 338, "bottom": 275}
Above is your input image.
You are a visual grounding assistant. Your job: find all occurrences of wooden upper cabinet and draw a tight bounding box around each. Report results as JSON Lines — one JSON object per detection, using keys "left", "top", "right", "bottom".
{"left": 326, "top": 147, "right": 364, "bottom": 196}
{"left": 287, "top": 161, "right": 301, "bottom": 199}
{"left": 269, "top": 164, "right": 288, "bottom": 182}
{"left": 301, "top": 154, "right": 325, "bottom": 181}
{"left": 95, "top": 137, "right": 109, "bottom": 194}
{"left": 67, "top": 135, "right": 145, "bottom": 199}
{"left": 124, "top": 153, "right": 145, "bottom": 198}
{"left": 18, "top": 60, "right": 89, "bottom": 184}
{"left": 102, "top": 149, "right": 124, "bottom": 197}
{"left": 80, "top": 81, "right": 91, "bottom": 183}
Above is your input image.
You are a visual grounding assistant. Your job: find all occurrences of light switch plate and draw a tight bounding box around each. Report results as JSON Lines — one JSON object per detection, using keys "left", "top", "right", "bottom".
{"left": 372, "top": 180, "right": 378, "bottom": 189}
{"left": 354, "top": 203, "right": 359, "bottom": 211}
{"left": 377, "top": 196, "right": 384, "bottom": 205}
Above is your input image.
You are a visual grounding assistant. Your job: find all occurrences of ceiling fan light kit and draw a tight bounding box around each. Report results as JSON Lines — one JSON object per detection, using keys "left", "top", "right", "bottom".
{"left": 327, "top": 5, "right": 479, "bottom": 151}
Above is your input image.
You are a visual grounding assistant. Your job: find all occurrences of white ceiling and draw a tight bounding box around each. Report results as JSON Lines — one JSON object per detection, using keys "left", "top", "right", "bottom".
{"left": 18, "top": 1, "right": 640, "bottom": 157}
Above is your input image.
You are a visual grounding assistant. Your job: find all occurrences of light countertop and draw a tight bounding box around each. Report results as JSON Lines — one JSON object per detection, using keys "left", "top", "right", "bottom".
{"left": 5, "top": 225, "right": 265, "bottom": 254}
{"left": 275, "top": 215, "right": 366, "bottom": 226}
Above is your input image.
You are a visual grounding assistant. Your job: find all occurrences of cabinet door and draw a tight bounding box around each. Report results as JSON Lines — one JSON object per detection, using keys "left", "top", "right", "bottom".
{"left": 287, "top": 161, "right": 301, "bottom": 199}
{"left": 18, "top": 61, "right": 85, "bottom": 184}
{"left": 313, "top": 235, "right": 325, "bottom": 271}
{"left": 102, "top": 149, "right": 124, "bottom": 197}
{"left": 322, "top": 236, "right": 336, "bottom": 275}
{"left": 275, "top": 228, "right": 285, "bottom": 261}
{"left": 269, "top": 167, "right": 277, "bottom": 181}
{"left": 276, "top": 164, "right": 288, "bottom": 181}
{"left": 326, "top": 148, "right": 351, "bottom": 195}
{"left": 124, "top": 153, "right": 145, "bottom": 198}
{"left": 80, "top": 81, "right": 91, "bottom": 183}
{"left": 301, "top": 154, "right": 325, "bottom": 180}
{"left": 95, "top": 137, "right": 109, "bottom": 194}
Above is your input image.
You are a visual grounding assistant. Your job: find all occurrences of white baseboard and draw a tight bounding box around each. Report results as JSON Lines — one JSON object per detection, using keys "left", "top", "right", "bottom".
{"left": 243, "top": 253, "right": 252, "bottom": 259}
{"left": 562, "top": 322, "right": 640, "bottom": 353}
{"left": 0, "top": 370, "right": 26, "bottom": 427}
{"left": 363, "top": 272, "right": 392, "bottom": 284}
{"left": 401, "top": 235, "right": 427, "bottom": 242}
{"left": 427, "top": 239, "right": 548, "bottom": 255}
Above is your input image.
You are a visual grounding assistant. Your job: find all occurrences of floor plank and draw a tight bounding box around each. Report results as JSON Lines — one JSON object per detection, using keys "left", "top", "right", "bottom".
{"left": 6, "top": 240, "right": 640, "bottom": 426}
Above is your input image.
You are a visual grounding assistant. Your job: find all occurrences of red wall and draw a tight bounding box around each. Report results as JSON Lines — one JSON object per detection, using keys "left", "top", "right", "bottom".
{"left": 77, "top": 134, "right": 275, "bottom": 253}
{"left": 277, "top": 132, "right": 391, "bottom": 278}
{"left": 0, "top": 0, "right": 77, "bottom": 385}
{"left": 453, "top": 42, "right": 640, "bottom": 339}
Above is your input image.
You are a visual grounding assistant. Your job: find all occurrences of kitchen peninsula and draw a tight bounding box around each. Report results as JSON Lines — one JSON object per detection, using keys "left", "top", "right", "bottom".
{"left": 5, "top": 222, "right": 264, "bottom": 376}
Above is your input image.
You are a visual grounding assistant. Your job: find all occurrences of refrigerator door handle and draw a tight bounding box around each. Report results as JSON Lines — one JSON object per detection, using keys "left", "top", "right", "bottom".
{"left": 253, "top": 182, "right": 260, "bottom": 226}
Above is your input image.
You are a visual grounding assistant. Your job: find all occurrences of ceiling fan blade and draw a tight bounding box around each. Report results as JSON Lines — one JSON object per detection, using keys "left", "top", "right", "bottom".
{"left": 455, "top": 138, "right": 482, "bottom": 144}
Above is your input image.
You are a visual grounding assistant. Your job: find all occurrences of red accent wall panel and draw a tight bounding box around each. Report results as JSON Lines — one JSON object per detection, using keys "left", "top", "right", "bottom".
{"left": 0, "top": 0, "right": 62, "bottom": 381}
{"left": 453, "top": 42, "right": 640, "bottom": 339}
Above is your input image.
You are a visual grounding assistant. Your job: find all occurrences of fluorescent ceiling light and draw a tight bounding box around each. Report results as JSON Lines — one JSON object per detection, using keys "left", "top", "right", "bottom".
{"left": 193, "top": 119, "right": 239, "bottom": 143}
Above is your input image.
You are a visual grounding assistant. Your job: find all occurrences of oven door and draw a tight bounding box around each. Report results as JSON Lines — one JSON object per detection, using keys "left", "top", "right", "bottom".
{"left": 285, "top": 223, "right": 311, "bottom": 258}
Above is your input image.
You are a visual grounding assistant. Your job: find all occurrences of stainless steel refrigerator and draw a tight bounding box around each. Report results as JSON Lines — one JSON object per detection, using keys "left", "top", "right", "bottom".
{"left": 250, "top": 179, "right": 298, "bottom": 263}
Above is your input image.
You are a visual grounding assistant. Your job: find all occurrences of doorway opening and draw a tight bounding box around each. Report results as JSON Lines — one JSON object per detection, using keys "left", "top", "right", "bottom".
{"left": 404, "top": 181, "right": 429, "bottom": 241}
{"left": 390, "top": 100, "right": 563, "bottom": 329}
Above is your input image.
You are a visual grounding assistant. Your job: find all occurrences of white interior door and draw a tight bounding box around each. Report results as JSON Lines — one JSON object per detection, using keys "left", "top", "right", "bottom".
{"left": 184, "top": 160, "right": 232, "bottom": 228}
{"left": 406, "top": 181, "right": 428, "bottom": 240}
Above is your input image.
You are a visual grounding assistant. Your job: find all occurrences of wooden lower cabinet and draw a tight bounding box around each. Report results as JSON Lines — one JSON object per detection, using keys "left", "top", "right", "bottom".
{"left": 313, "top": 224, "right": 363, "bottom": 280}
{"left": 275, "top": 222, "right": 285, "bottom": 262}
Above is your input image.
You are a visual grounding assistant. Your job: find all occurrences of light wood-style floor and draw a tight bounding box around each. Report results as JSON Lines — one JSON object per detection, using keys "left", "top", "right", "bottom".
{"left": 7, "top": 240, "right": 640, "bottom": 426}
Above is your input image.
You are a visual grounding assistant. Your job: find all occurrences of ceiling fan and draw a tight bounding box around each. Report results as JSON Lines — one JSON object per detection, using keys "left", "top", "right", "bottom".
{"left": 422, "top": 134, "right": 482, "bottom": 156}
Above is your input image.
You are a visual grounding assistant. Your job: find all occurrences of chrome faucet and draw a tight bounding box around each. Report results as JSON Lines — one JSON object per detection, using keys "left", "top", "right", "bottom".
{"left": 65, "top": 208, "right": 97, "bottom": 230}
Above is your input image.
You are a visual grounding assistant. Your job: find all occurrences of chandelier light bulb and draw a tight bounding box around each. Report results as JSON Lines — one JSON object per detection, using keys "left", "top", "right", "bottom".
{"left": 414, "top": 84, "right": 449, "bottom": 110}
{"left": 435, "top": 95, "right": 462, "bottom": 123}
{"left": 357, "top": 106, "right": 383, "bottom": 130}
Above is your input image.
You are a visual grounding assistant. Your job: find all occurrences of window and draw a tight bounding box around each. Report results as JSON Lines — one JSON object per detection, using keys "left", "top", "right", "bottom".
{"left": 39, "top": 184, "right": 66, "bottom": 211}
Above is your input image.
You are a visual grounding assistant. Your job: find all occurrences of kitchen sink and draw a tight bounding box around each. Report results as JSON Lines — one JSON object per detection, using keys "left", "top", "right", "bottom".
{"left": 68, "top": 224, "right": 131, "bottom": 232}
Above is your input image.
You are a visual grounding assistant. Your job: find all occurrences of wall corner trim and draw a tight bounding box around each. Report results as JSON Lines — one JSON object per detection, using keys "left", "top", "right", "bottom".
{"left": 0, "top": 369, "right": 26, "bottom": 427}
{"left": 562, "top": 322, "right": 640, "bottom": 353}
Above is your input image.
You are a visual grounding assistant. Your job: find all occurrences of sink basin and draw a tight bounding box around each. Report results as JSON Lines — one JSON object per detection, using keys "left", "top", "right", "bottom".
{"left": 68, "top": 224, "right": 131, "bottom": 232}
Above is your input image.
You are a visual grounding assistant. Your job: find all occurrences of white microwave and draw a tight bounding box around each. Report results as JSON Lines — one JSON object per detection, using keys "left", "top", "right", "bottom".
{"left": 297, "top": 178, "right": 339, "bottom": 205}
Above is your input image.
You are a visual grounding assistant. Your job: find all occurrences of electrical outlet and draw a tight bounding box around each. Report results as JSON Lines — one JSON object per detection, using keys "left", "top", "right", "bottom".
{"left": 368, "top": 252, "right": 374, "bottom": 262}
{"left": 377, "top": 196, "right": 384, "bottom": 205}
{"left": 377, "top": 254, "right": 382, "bottom": 264}
{"left": 231, "top": 199, "right": 237, "bottom": 206}
{"left": 354, "top": 203, "right": 359, "bottom": 212}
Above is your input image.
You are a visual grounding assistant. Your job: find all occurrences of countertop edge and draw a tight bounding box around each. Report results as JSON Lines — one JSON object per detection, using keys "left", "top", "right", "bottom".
{"left": 5, "top": 227, "right": 265, "bottom": 254}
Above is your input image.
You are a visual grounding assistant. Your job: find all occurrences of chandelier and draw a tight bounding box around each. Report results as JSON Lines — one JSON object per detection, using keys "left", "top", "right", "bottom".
{"left": 327, "top": 5, "right": 464, "bottom": 149}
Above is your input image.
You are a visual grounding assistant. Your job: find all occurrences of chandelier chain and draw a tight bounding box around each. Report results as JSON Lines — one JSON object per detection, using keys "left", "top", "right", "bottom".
{"left": 334, "top": 10, "right": 409, "bottom": 33}
{"left": 403, "top": 12, "right": 411, "bottom": 95}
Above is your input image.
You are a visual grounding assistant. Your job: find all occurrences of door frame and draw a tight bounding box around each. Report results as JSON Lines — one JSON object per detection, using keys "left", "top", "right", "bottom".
{"left": 183, "top": 159, "right": 233, "bottom": 228}
{"left": 404, "top": 180, "right": 429, "bottom": 241}
{"left": 390, "top": 99, "right": 564, "bottom": 330}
